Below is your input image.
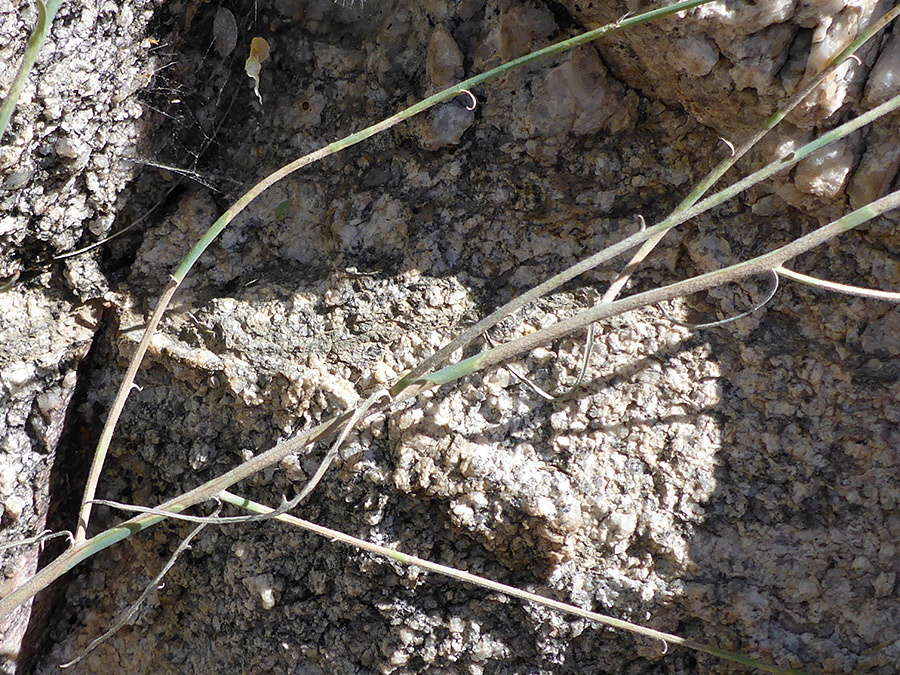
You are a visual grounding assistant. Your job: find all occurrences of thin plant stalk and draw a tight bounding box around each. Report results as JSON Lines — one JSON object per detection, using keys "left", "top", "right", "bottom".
{"left": 71, "top": 490, "right": 808, "bottom": 674}
{"left": 3, "top": 187, "right": 896, "bottom": 620}
{"left": 0, "top": 0, "right": 63, "bottom": 141}
{"left": 14, "top": 82, "right": 900, "bottom": 614}
{"left": 420, "top": 189, "right": 900, "bottom": 387}
{"left": 59, "top": 514, "right": 213, "bottom": 669}
{"left": 74, "top": 0, "right": 720, "bottom": 542}
{"left": 10, "top": 77, "right": 900, "bottom": 619}
{"left": 216, "top": 491, "right": 806, "bottom": 675}
{"left": 391, "top": 86, "right": 900, "bottom": 395}
{"left": 2, "top": 0, "right": 895, "bottom": 669}
{"left": 776, "top": 266, "right": 900, "bottom": 301}
{"left": 599, "top": 2, "right": 900, "bottom": 304}
{"left": 513, "top": 4, "right": 900, "bottom": 397}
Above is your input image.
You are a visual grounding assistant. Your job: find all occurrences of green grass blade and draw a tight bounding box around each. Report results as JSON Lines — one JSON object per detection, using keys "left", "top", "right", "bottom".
{"left": 76, "top": 0, "right": 720, "bottom": 541}
{"left": 419, "top": 189, "right": 900, "bottom": 387}
{"left": 218, "top": 491, "right": 807, "bottom": 675}
{"left": 0, "top": 0, "right": 62, "bottom": 142}
{"left": 172, "top": 0, "right": 717, "bottom": 283}
{"left": 393, "top": 87, "right": 900, "bottom": 395}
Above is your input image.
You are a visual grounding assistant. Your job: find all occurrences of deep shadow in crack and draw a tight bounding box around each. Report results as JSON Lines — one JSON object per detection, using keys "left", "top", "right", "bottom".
{"left": 16, "top": 307, "right": 116, "bottom": 674}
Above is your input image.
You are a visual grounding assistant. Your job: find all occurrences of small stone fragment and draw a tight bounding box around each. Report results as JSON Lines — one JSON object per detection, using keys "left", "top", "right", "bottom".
{"left": 422, "top": 103, "right": 474, "bottom": 149}
{"left": 863, "top": 30, "right": 900, "bottom": 107}
{"left": 847, "top": 123, "right": 900, "bottom": 208}
{"left": 498, "top": 4, "right": 557, "bottom": 61}
{"left": 527, "top": 46, "right": 637, "bottom": 139}
{"left": 214, "top": 7, "right": 239, "bottom": 58}
{"left": 4, "top": 495, "right": 26, "bottom": 522}
{"left": 793, "top": 137, "right": 855, "bottom": 198}
{"left": 426, "top": 28, "right": 463, "bottom": 89}
{"left": 668, "top": 36, "right": 719, "bottom": 77}
{"left": 859, "top": 307, "right": 900, "bottom": 357}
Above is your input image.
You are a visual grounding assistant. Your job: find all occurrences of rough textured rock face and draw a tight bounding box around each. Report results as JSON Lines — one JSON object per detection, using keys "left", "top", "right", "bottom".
{"left": 0, "top": 285, "right": 102, "bottom": 672}
{"left": 0, "top": 0, "right": 898, "bottom": 673}
{"left": 560, "top": 0, "right": 900, "bottom": 218}
{"left": 0, "top": 1, "right": 156, "bottom": 286}
{"left": 0, "top": 1, "right": 158, "bottom": 670}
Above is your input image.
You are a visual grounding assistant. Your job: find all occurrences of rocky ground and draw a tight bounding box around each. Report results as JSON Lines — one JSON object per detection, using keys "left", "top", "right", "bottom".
{"left": 1, "top": 0, "right": 899, "bottom": 673}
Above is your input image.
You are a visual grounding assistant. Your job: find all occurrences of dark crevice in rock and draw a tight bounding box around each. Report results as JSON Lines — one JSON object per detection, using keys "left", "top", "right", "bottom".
{"left": 17, "top": 307, "right": 116, "bottom": 674}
